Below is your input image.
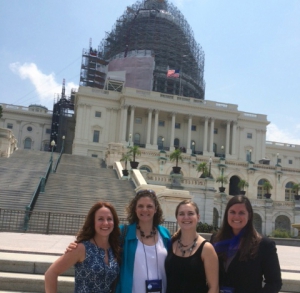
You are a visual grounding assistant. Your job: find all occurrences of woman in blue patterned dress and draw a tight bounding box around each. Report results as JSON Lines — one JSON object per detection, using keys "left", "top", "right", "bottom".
{"left": 45, "top": 201, "right": 121, "bottom": 293}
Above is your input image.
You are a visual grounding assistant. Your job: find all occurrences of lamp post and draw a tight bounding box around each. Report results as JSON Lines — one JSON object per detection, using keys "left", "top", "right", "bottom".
{"left": 50, "top": 140, "right": 55, "bottom": 162}
{"left": 192, "top": 141, "right": 195, "bottom": 154}
{"left": 221, "top": 145, "right": 224, "bottom": 159}
{"left": 129, "top": 133, "right": 132, "bottom": 147}
{"left": 161, "top": 137, "right": 164, "bottom": 151}
{"left": 249, "top": 149, "right": 252, "bottom": 163}
{"left": 276, "top": 153, "right": 279, "bottom": 165}
{"left": 208, "top": 157, "right": 212, "bottom": 178}
{"left": 62, "top": 136, "right": 65, "bottom": 153}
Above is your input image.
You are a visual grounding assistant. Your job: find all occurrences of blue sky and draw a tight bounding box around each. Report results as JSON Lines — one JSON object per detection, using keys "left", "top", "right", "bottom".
{"left": 1, "top": 0, "right": 299, "bottom": 144}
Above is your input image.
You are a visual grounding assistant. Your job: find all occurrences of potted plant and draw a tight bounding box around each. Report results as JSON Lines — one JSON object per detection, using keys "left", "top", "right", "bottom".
{"left": 238, "top": 179, "right": 249, "bottom": 195}
{"left": 128, "top": 145, "right": 141, "bottom": 169}
{"left": 292, "top": 183, "right": 300, "bottom": 200}
{"left": 216, "top": 175, "right": 228, "bottom": 192}
{"left": 263, "top": 181, "right": 273, "bottom": 199}
{"left": 120, "top": 153, "right": 132, "bottom": 176}
{"left": 196, "top": 162, "right": 208, "bottom": 178}
{"left": 170, "top": 149, "right": 183, "bottom": 174}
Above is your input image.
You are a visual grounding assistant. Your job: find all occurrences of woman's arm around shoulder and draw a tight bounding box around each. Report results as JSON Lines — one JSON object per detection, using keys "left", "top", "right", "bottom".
{"left": 260, "top": 237, "right": 282, "bottom": 292}
{"left": 45, "top": 243, "right": 85, "bottom": 293}
{"left": 202, "top": 241, "right": 219, "bottom": 293}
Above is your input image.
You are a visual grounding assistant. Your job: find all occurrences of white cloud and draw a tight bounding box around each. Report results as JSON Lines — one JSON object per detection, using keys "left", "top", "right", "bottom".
{"left": 266, "top": 123, "right": 300, "bottom": 145}
{"left": 9, "top": 62, "right": 77, "bottom": 108}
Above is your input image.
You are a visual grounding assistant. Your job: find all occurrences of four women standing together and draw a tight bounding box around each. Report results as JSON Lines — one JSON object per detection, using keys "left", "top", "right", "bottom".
{"left": 45, "top": 191, "right": 282, "bottom": 293}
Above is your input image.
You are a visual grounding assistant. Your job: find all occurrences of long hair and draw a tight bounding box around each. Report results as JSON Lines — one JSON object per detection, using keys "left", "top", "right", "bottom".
{"left": 126, "top": 189, "right": 164, "bottom": 226}
{"left": 76, "top": 201, "right": 121, "bottom": 263}
{"left": 172, "top": 199, "right": 199, "bottom": 243}
{"left": 213, "top": 195, "right": 261, "bottom": 261}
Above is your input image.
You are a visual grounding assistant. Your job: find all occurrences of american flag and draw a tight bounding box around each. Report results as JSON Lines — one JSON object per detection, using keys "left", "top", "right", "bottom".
{"left": 167, "top": 69, "right": 180, "bottom": 78}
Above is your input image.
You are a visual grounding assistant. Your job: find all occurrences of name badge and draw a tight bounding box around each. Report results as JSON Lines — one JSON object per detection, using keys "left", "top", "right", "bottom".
{"left": 220, "top": 286, "right": 235, "bottom": 293}
{"left": 145, "top": 279, "right": 162, "bottom": 293}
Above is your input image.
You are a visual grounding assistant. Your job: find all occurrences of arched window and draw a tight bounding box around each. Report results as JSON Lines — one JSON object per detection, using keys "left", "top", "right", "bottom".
{"left": 213, "top": 143, "right": 217, "bottom": 153}
{"left": 257, "top": 179, "right": 268, "bottom": 199}
{"left": 139, "top": 165, "right": 152, "bottom": 172}
{"left": 229, "top": 175, "right": 240, "bottom": 196}
{"left": 174, "top": 138, "right": 180, "bottom": 149}
{"left": 24, "top": 138, "right": 32, "bottom": 149}
{"left": 134, "top": 133, "right": 140, "bottom": 145}
{"left": 285, "top": 182, "right": 294, "bottom": 201}
{"left": 253, "top": 213, "right": 262, "bottom": 234}
{"left": 275, "top": 215, "right": 290, "bottom": 233}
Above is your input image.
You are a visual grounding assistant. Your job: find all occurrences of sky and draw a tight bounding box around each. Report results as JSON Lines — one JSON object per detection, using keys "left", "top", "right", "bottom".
{"left": 0, "top": 0, "right": 300, "bottom": 144}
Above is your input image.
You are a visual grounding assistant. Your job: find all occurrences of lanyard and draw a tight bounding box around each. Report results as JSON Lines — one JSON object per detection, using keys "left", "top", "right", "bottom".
{"left": 141, "top": 236, "right": 159, "bottom": 280}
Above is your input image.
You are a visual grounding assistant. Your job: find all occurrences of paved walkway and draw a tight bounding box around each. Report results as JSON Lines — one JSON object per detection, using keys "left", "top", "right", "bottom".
{"left": 0, "top": 232, "right": 299, "bottom": 273}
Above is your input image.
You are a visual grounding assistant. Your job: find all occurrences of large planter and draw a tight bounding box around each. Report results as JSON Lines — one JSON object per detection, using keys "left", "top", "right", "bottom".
{"left": 172, "top": 166, "right": 181, "bottom": 174}
{"left": 130, "top": 161, "right": 139, "bottom": 169}
{"left": 122, "top": 169, "right": 129, "bottom": 176}
{"left": 264, "top": 193, "right": 272, "bottom": 199}
{"left": 219, "top": 187, "right": 225, "bottom": 193}
{"left": 240, "top": 191, "right": 246, "bottom": 195}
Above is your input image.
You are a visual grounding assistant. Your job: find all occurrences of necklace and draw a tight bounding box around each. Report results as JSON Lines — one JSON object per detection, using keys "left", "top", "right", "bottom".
{"left": 137, "top": 224, "right": 156, "bottom": 238}
{"left": 177, "top": 235, "right": 198, "bottom": 256}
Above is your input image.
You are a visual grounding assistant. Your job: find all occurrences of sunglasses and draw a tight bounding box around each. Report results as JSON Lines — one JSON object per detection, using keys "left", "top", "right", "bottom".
{"left": 136, "top": 189, "right": 156, "bottom": 197}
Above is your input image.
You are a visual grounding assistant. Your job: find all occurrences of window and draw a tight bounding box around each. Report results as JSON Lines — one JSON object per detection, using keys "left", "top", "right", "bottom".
{"left": 46, "top": 128, "right": 51, "bottom": 134}
{"left": 95, "top": 111, "right": 101, "bottom": 118}
{"left": 139, "top": 165, "right": 152, "bottom": 172}
{"left": 24, "top": 138, "right": 32, "bottom": 149}
{"left": 157, "top": 136, "right": 164, "bottom": 150}
{"left": 191, "top": 125, "right": 196, "bottom": 131}
{"left": 158, "top": 120, "right": 165, "bottom": 127}
{"left": 247, "top": 133, "right": 252, "bottom": 139}
{"left": 134, "top": 133, "right": 141, "bottom": 145}
{"left": 278, "top": 158, "right": 281, "bottom": 163}
{"left": 7, "top": 123, "right": 13, "bottom": 129}
{"left": 285, "top": 182, "right": 294, "bottom": 201}
{"left": 174, "top": 138, "right": 180, "bottom": 148}
{"left": 214, "top": 128, "right": 218, "bottom": 134}
{"left": 289, "top": 159, "right": 293, "bottom": 165}
{"left": 92, "top": 154, "right": 98, "bottom": 158}
{"left": 93, "top": 130, "right": 100, "bottom": 143}
{"left": 27, "top": 126, "right": 32, "bottom": 132}
{"left": 175, "top": 123, "right": 181, "bottom": 129}
{"left": 135, "top": 117, "right": 142, "bottom": 124}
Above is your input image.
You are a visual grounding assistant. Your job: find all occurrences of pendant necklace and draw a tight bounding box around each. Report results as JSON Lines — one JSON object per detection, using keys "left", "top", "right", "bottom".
{"left": 137, "top": 224, "right": 156, "bottom": 238}
{"left": 177, "top": 235, "right": 198, "bottom": 256}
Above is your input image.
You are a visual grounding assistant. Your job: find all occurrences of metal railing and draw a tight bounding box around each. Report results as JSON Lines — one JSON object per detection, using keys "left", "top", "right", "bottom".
{"left": 1, "top": 209, "right": 178, "bottom": 236}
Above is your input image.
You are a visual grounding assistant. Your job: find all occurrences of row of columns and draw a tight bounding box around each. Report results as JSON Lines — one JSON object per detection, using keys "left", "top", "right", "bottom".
{"left": 119, "top": 105, "right": 237, "bottom": 156}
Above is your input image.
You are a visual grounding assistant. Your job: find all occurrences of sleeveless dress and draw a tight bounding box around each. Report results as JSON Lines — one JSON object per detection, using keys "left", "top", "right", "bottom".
{"left": 165, "top": 240, "right": 208, "bottom": 293}
{"left": 74, "top": 240, "right": 120, "bottom": 293}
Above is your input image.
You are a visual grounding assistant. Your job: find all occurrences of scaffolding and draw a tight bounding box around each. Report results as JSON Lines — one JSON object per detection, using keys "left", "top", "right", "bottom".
{"left": 99, "top": 0, "right": 205, "bottom": 99}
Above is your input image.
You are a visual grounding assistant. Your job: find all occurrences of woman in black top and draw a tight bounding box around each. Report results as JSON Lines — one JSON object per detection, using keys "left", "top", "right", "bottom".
{"left": 211, "top": 195, "right": 282, "bottom": 293}
{"left": 165, "top": 199, "right": 219, "bottom": 293}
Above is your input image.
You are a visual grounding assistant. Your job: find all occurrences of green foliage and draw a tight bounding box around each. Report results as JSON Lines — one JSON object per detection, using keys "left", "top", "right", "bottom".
{"left": 128, "top": 145, "right": 141, "bottom": 162}
{"left": 196, "top": 162, "right": 208, "bottom": 178}
{"left": 196, "top": 222, "right": 218, "bottom": 233}
{"left": 292, "top": 183, "right": 300, "bottom": 195}
{"left": 237, "top": 179, "right": 249, "bottom": 191}
{"left": 0, "top": 105, "right": 2, "bottom": 119}
{"left": 263, "top": 181, "right": 273, "bottom": 194}
{"left": 271, "top": 229, "right": 291, "bottom": 238}
{"left": 120, "top": 153, "right": 132, "bottom": 170}
{"left": 169, "top": 149, "right": 183, "bottom": 167}
{"left": 216, "top": 175, "right": 228, "bottom": 187}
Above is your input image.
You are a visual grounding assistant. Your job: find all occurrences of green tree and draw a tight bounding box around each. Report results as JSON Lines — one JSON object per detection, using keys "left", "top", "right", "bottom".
{"left": 128, "top": 145, "right": 141, "bottom": 162}
{"left": 170, "top": 149, "right": 183, "bottom": 167}
{"left": 237, "top": 179, "right": 249, "bottom": 191}
{"left": 196, "top": 162, "right": 208, "bottom": 178}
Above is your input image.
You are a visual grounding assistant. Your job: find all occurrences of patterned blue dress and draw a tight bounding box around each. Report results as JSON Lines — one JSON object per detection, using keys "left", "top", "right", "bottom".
{"left": 74, "top": 240, "right": 119, "bottom": 293}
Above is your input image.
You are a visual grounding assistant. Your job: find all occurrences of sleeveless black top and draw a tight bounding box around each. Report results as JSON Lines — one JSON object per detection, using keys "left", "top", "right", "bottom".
{"left": 165, "top": 240, "right": 208, "bottom": 293}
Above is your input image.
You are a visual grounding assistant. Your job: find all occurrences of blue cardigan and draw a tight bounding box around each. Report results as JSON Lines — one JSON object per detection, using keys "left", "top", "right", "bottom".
{"left": 115, "top": 223, "right": 171, "bottom": 293}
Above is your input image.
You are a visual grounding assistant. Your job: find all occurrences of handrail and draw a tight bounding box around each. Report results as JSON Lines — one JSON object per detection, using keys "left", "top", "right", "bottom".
{"left": 53, "top": 145, "right": 64, "bottom": 173}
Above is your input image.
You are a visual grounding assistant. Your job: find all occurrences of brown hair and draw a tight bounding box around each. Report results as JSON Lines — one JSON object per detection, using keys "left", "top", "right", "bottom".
{"left": 213, "top": 195, "right": 261, "bottom": 261}
{"left": 76, "top": 201, "right": 121, "bottom": 263}
{"left": 172, "top": 199, "right": 199, "bottom": 243}
{"left": 126, "top": 189, "right": 164, "bottom": 225}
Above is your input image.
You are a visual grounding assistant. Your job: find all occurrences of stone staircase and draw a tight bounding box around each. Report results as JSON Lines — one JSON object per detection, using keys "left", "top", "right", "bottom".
{"left": 0, "top": 150, "right": 56, "bottom": 210}
{"left": 33, "top": 154, "right": 135, "bottom": 218}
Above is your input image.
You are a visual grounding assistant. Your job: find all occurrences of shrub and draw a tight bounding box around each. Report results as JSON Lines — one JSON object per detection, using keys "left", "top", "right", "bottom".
{"left": 271, "top": 229, "right": 291, "bottom": 238}
{"left": 196, "top": 222, "right": 218, "bottom": 233}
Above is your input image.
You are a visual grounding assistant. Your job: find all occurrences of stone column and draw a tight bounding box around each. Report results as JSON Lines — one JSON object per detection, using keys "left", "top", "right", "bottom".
{"left": 129, "top": 106, "right": 135, "bottom": 144}
{"left": 152, "top": 110, "right": 159, "bottom": 148}
{"left": 209, "top": 118, "right": 215, "bottom": 153}
{"left": 170, "top": 112, "right": 176, "bottom": 151}
{"left": 105, "top": 108, "right": 111, "bottom": 143}
{"left": 146, "top": 108, "right": 153, "bottom": 147}
{"left": 84, "top": 105, "right": 91, "bottom": 141}
{"left": 203, "top": 117, "right": 208, "bottom": 153}
{"left": 186, "top": 115, "right": 192, "bottom": 154}
{"left": 232, "top": 121, "right": 237, "bottom": 156}
{"left": 226, "top": 120, "right": 231, "bottom": 156}
{"left": 120, "top": 105, "right": 128, "bottom": 144}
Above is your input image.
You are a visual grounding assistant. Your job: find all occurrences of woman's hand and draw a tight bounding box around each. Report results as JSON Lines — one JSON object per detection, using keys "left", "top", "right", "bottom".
{"left": 65, "top": 242, "right": 78, "bottom": 254}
